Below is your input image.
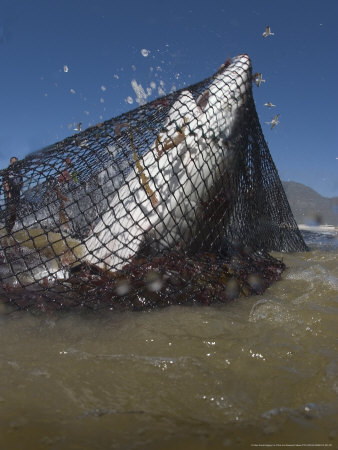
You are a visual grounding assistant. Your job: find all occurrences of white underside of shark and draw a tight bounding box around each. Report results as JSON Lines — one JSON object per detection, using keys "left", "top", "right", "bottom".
{"left": 83, "top": 55, "right": 251, "bottom": 271}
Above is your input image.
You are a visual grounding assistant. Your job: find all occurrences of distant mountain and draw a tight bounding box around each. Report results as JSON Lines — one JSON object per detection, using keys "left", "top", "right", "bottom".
{"left": 282, "top": 181, "right": 338, "bottom": 226}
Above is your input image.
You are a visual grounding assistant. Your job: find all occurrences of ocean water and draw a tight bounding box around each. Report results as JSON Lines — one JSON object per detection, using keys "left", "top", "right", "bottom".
{"left": 0, "top": 230, "right": 337, "bottom": 449}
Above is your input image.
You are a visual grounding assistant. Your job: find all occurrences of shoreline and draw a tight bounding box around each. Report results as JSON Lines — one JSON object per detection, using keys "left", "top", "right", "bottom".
{"left": 298, "top": 223, "right": 338, "bottom": 235}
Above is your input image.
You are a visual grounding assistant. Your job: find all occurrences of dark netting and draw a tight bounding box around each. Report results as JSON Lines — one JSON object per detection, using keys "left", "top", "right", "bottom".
{"left": 0, "top": 54, "right": 307, "bottom": 312}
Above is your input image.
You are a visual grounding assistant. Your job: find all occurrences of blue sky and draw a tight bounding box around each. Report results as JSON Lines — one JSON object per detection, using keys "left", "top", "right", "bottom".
{"left": 0, "top": 0, "right": 337, "bottom": 197}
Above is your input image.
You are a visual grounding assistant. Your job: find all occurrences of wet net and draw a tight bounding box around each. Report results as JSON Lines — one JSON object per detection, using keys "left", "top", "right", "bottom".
{"left": 0, "top": 54, "right": 307, "bottom": 312}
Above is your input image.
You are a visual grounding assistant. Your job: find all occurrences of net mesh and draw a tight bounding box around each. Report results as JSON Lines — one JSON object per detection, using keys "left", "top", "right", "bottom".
{"left": 0, "top": 54, "right": 307, "bottom": 312}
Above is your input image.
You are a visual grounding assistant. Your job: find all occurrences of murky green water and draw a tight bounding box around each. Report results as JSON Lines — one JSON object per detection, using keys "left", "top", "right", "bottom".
{"left": 0, "top": 231, "right": 337, "bottom": 450}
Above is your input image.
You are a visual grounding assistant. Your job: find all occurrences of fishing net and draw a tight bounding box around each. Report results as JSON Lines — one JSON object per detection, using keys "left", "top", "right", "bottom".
{"left": 0, "top": 54, "right": 307, "bottom": 312}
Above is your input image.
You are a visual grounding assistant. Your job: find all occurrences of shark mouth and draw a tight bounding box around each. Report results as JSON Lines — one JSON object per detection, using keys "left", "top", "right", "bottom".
{"left": 84, "top": 54, "right": 251, "bottom": 271}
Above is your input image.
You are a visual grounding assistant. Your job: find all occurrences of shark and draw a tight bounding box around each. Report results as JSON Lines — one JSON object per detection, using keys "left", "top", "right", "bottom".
{"left": 83, "top": 54, "right": 251, "bottom": 271}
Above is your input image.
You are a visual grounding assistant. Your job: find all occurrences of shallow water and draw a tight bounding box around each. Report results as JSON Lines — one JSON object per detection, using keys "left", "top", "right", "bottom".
{"left": 0, "top": 231, "right": 337, "bottom": 449}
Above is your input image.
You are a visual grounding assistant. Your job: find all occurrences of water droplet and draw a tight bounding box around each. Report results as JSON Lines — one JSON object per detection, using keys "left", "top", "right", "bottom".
{"left": 116, "top": 280, "right": 130, "bottom": 296}
{"left": 141, "top": 48, "right": 150, "bottom": 57}
{"left": 247, "top": 274, "right": 263, "bottom": 291}
{"left": 144, "top": 271, "right": 163, "bottom": 292}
